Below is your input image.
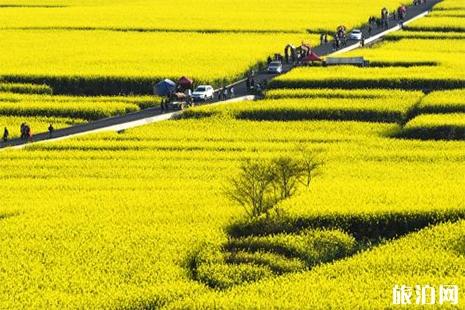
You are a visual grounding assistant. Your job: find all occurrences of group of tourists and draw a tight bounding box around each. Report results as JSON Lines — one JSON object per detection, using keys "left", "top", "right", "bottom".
{"left": 1, "top": 123, "right": 54, "bottom": 144}
{"left": 217, "top": 86, "right": 235, "bottom": 101}
{"left": 333, "top": 25, "right": 347, "bottom": 49}
{"left": 20, "top": 123, "right": 32, "bottom": 141}
{"left": 283, "top": 43, "right": 313, "bottom": 65}
{"left": 366, "top": 2, "right": 412, "bottom": 35}
{"left": 246, "top": 75, "right": 256, "bottom": 92}
{"left": 245, "top": 72, "right": 267, "bottom": 97}
{"left": 319, "top": 33, "right": 329, "bottom": 45}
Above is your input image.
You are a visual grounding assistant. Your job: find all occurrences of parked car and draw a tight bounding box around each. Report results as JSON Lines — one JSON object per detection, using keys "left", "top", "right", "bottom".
{"left": 192, "top": 85, "right": 214, "bottom": 101}
{"left": 267, "top": 61, "right": 283, "bottom": 74}
{"left": 349, "top": 29, "right": 363, "bottom": 41}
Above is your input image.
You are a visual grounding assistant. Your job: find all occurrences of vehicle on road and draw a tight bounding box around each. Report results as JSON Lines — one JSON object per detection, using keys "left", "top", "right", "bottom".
{"left": 192, "top": 85, "right": 214, "bottom": 101}
{"left": 267, "top": 61, "right": 283, "bottom": 74}
{"left": 160, "top": 92, "right": 195, "bottom": 111}
{"left": 349, "top": 29, "right": 363, "bottom": 41}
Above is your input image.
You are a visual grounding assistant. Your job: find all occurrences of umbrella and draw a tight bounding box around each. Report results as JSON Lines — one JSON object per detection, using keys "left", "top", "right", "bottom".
{"left": 303, "top": 51, "right": 322, "bottom": 63}
{"left": 154, "top": 79, "right": 176, "bottom": 96}
{"left": 178, "top": 76, "right": 193, "bottom": 89}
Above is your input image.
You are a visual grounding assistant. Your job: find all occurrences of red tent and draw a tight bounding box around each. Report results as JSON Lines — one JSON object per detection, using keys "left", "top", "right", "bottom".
{"left": 178, "top": 76, "right": 193, "bottom": 89}
{"left": 303, "top": 51, "right": 322, "bottom": 63}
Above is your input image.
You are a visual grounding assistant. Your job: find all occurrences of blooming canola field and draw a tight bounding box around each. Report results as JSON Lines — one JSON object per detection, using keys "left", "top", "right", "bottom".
{"left": 0, "top": 0, "right": 465, "bottom": 309}
{"left": 0, "top": 0, "right": 404, "bottom": 93}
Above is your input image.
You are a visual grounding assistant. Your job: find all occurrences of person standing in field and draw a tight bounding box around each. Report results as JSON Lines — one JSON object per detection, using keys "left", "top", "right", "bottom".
{"left": 3, "top": 127, "right": 9, "bottom": 142}
{"left": 48, "top": 124, "right": 54, "bottom": 138}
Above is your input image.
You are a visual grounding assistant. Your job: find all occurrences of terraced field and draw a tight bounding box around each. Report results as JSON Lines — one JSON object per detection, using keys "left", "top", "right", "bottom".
{"left": 0, "top": 0, "right": 464, "bottom": 309}
{"left": 0, "top": 0, "right": 415, "bottom": 94}
{"left": 2, "top": 117, "right": 465, "bottom": 308}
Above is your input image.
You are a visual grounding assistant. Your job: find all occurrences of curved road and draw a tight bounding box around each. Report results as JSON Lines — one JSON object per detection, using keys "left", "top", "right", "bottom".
{"left": 0, "top": 0, "right": 441, "bottom": 149}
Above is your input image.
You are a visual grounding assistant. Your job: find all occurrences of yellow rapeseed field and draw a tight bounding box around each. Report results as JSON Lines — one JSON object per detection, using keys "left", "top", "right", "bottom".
{"left": 0, "top": 0, "right": 464, "bottom": 308}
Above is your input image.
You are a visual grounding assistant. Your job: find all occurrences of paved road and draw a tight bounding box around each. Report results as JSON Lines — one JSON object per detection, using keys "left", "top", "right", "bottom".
{"left": 0, "top": 0, "right": 441, "bottom": 149}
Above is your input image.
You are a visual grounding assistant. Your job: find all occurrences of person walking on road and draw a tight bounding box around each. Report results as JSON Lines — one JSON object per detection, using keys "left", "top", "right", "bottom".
{"left": 3, "top": 127, "right": 8, "bottom": 143}
{"left": 230, "top": 86, "right": 235, "bottom": 98}
{"left": 26, "top": 125, "right": 32, "bottom": 142}
{"left": 223, "top": 88, "right": 228, "bottom": 100}
{"left": 20, "top": 123, "right": 26, "bottom": 140}
{"left": 324, "top": 33, "right": 328, "bottom": 44}
{"left": 48, "top": 124, "right": 54, "bottom": 138}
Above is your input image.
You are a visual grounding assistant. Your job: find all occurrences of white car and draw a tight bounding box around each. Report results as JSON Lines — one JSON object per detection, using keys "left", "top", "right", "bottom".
{"left": 192, "top": 85, "right": 214, "bottom": 101}
{"left": 349, "top": 29, "right": 363, "bottom": 41}
{"left": 267, "top": 61, "right": 283, "bottom": 74}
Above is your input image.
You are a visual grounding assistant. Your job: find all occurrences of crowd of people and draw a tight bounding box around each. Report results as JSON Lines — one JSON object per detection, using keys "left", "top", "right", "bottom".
{"left": 217, "top": 85, "right": 235, "bottom": 101}
{"left": 321, "top": 0, "right": 427, "bottom": 51}
{"left": 1, "top": 123, "right": 54, "bottom": 144}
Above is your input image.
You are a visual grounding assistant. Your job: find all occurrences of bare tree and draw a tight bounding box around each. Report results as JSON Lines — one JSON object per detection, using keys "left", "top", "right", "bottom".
{"left": 226, "top": 152, "right": 322, "bottom": 219}
{"left": 296, "top": 145, "right": 322, "bottom": 187}
{"left": 225, "top": 160, "right": 277, "bottom": 218}
{"left": 271, "top": 156, "right": 303, "bottom": 200}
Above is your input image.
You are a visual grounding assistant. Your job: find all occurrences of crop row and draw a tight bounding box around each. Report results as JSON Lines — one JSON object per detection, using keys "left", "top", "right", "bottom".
{"left": 1, "top": 114, "right": 465, "bottom": 308}
{"left": 190, "top": 229, "right": 356, "bottom": 289}
{"left": 184, "top": 91, "right": 422, "bottom": 123}
{"left": 0, "top": 82, "right": 52, "bottom": 94}
{"left": 398, "top": 113, "right": 465, "bottom": 140}
{"left": 170, "top": 220, "right": 465, "bottom": 309}
{"left": 0, "top": 0, "right": 405, "bottom": 33}
{"left": 0, "top": 93, "right": 161, "bottom": 122}
{"left": 0, "top": 100, "right": 139, "bottom": 120}
{"left": 270, "top": 66, "right": 465, "bottom": 90}
{"left": 264, "top": 88, "right": 416, "bottom": 100}
{"left": 0, "top": 30, "right": 311, "bottom": 95}
{"left": 0, "top": 92, "right": 160, "bottom": 109}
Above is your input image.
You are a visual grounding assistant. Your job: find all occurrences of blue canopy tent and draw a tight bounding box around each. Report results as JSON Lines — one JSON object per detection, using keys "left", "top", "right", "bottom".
{"left": 154, "top": 79, "right": 176, "bottom": 96}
